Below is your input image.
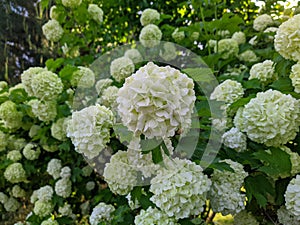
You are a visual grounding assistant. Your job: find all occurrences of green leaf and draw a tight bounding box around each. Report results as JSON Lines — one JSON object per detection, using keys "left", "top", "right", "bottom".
{"left": 229, "top": 95, "right": 255, "bottom": 111}
{"left": 113, "top": 123, "right": 133, "bottom": 145}
{"left": 40, "top": 0, "right": 49, "bottom": 10}
{"left": 9, "top": 88, "right": 28, "bottom": 103}
{"left": 183, "top": 68, "right": 214, "bottom": 83}
{"left": 56, "top": 217, "right": 74, "bottom": 224}
{"left": 269, "top": 77, "right": 293, "bottom": 92}
{"left": 46, "top": 58, "right": 65, "bottom": 72}
{"left": 242, "top": 79, "right": 262, "bottom": 90}
{"left": 253, "top": 147, "right": 291, "bottom": 179}
{"left": 152, "top": 145, "right": 164, "bottom": 164}
{"left": 59, "top": 65, "right": 78, "bottom": 82}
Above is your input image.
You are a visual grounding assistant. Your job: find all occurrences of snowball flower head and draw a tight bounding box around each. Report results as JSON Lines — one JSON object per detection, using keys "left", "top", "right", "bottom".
{"left": 215, "top": 38, "right": 239, "bottom": 59}
{"left": 134, "top": 207, "right": 179, "bottom": 225}
{"left": 140, "top": 8, "right": 160, "bottom": 26}
{"left": 124, "top": 49, "right": 143, "bottom": 64}
{"left": 67, "top": 105, "right": 114, "bottom": 159}
{"left": 11, "top": 185, "right": 26, "bottom": 198}
{"left": 62, "top": 0, "right": 82, "bottom": 8}
{"left": 23, "top": 143, "right": 40, "bottom": 160}
{"left": 117, "top": 62, "right": 196, "bottom": 138}
{"left": 282, "top": 147, "right": 300, "bottom": 176}
{"left": 290, "top": 63, "right": 300, "bottom": 93}
{"left": 210, "top": 79, "right": 244, "bottom": 104}
{"left": 30, "top": 70, "right": 63, "bottom": 100}
{"left": 71, "top": 66, "right": 95, "bottom": 88}
{"left": 0, "top": 100, "right": 23, "bottom": 130}
{"left": 88, "top": 4, "right": 103, "bottom": 23}
{"left": 239, "top": 89, "right": 300, "bottom": 147}
{"left": 231, "top": 31, "right": 246, "bottom": 45}
{"left": 41, "top": 218, "right": 59, "bottom": 225}
{"left": 28, "top": 99, "right": 57, "bottom": 123}
{"left": 42, "top": 19, "right": 64, "bottom": 42}
{"left": 172, "top": 28, "right": 185, "bottom": 42}
{"left": 51, "top": 117, "right": 69, "bottom": 141}
{"left": 249, "top": 60, "right": 277, "bottom": 84}
{"left": 275, "top": 14, "right": 300, "bottom": 61}
{"left": 253, "top": 14, "right": 273, "bottom": 31}
{"left": 233, "top": 210, "right": 259, "bottom": 225}
{"left": 0, "top": 131, "right": 7, "bottom": 152}
{"left": 150, "top": 158, "right": 211, "bottom": 219}
{"left": 95, "top": 78, "right": 113, "bottom": 95}
{"left": 4, "top": 197, "right": 20, "bottom": 212}
{"left": 55, "top": 178, "right": 72, "bottom": 198}
{"left": 238, "top": 50, "right": 259, "bottom": 62}
{"left": 285, "top": 175, "right": 300, "bottom": 216}
{"left": 139, "top": 24, "right": 162, "bottom": 48}
{"left": 33, "top": 200, "right": 54, "bottom": 217}
{"left": 159, "top": 42, "right": 177, "bottom": 61}
{"left": 4, "top": 163, "right": 27, "bottom": 183}
{"left": 47, "top": 158, "right": 62, "bottom": 179}
{"left": 103, "top": 150, "right": 137, "bottom": 195}
{"left": 98, "top": 86, "right": 119, "bottom": 109}
{"left": 7, "top": 151, "right": 22, "bottom": 163}
{"left": 110, "top": 56, "right": 135, "bottom": 82}
{"left": 21, "top": 67, "right": 47, "bottom": 96}
{"left": 277, "top": 206, "right": 300, "bottom": 225}
{"left": 89, "top": 202, "right": 115, "bottom": 225}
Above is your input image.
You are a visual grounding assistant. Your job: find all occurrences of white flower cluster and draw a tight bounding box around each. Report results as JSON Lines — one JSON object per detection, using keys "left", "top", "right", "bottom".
{"left": 35, "top": 185, "right": 54, "bottom": 202}
{"left": 4, "top": 163, "right": 27, "bottom": 184}
{"left": 124, "top": 49, "right": 143, "bottom": 64}
{"left": 282, "top": 147, "right": 300, "bottom": 176}
{"left": 274, "top": 14, "right": 300, "bottom": 61}
{"left": 41, "top": 218, "right": 59, "bottom": 225}
{"left": 59, "top": 203, "right": 75, "bottom": 218}
{"left": 134, "top": 207, "right": 179, "bottom": 225}
{"left": 238, "top": 50, "right": 259, "bottom": 62}
{"left": 62, "top": 0, "right": 82, "bottom": 8}
{"left": 55, "top": 177, "right": 72, "bottom": 198}
{"left": 210, "top": 79, "right": 244, "bottom": 104}
{"left": 21, "top": 67, "right": 47, "bottom": 96}
{"left": 139, "top": 24, "right": 162, "bottom": 48}
{"left": 89, "top": 202, "right": 115, "bottom": 225}
{"left": 117, "top": 62, "right": 196, "bottom": 138}
{"left": 67, "top": 105, "right": 114, "bottom": 159}
{"left": 209, "top": 159, "right": 248, "bottom": 215}
{"left": 150, "top": 158, "right": 211, "bottom": 219}
{"left": 11, "top": 185, "right": 26, "bottom": 198}
{"left": 88, "top": 4, "right": 103, "bottom": 23}
{"left": 233, "top": 210, "right": 259, "bottom": 225}
{"left": 236, "top": 90, "right": 300, "bottom": 147}
{"left": 172, "top": 28, "right": 185, "bottom": 42}
{"left": 0, "top": 100, "right": 23, "bottom": 130}
{"left": 285, "top": 175, "right": 300, "bottom": 216}
{"left": 159, "top": 42, "right": 177, "bottom": 61}
{"left": 51, "top": 117, "right": 69, "bottom": 141}
{"left": 71, "top": 66, "right": 95, "bottom": 88}
{"left": 98, "top": 86, "right": 119, "bottom": 109}
{"left": 33, "top": 199, "right": 54, "bottom": 217}
{"left": 7, "top": 150, "right": 22, "bottom": 162}
{"left": 42, "top": 19, "right": 64, "bottom": 42}
{"left": 215, "top": 39, "right": 239, "bottom": 59}
{"left": 47, "top": 158, "right": 62, "bottom": 179}
{"left": 231, "top": 31, "right": 246, "bottom": 45}
{"left": 277, "top": 206, "right": 300, "bottom": 225}
{"left": 253, "top": 14, "right": 273, "bottom": 31}
{"left": 23, "top": 143, "right": 40, "bottom": 160}
{"left": 103, "top": 151, "right": 137, "bottom": 195}
{"left": 110, "top": 56, "right": 135, "bottom": 82}
{"left": 290, "top": 63, "right": 300, "bottom": 93}
{"left": 0, "top": 131, "right": 7, "bottom": 151}
{"left": 140, "top": 8, "right": 160, "bottom": 26}
{"left": 3, "top": 197, "right": 20, "bottom": 212}
{"left": 222, "top": 127, "right": 247, "bottom": 152}
{"left": 95, "top": 78, "right": 113, "bottom": 95}
{"left": 249, "top": 60, "right": 277, "bottom": 84}
{"left": 28, "top": 99, "right": 57, "bottom": 123}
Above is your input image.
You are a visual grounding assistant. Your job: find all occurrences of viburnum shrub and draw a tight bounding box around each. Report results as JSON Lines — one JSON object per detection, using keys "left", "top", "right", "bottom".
{"left": 1, "top": 0, "right": 300, "bottom": 225}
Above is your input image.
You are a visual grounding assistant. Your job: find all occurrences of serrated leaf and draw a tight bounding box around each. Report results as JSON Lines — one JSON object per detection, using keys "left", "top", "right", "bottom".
{"left": 242, "top": 79, "right": 262, "bottom": 90}
{"left": 269, "top": 77, "right": 293, "bottom": 92}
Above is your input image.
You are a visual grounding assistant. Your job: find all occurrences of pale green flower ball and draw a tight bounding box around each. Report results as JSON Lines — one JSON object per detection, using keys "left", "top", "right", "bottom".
{"left": 51, "top": 117, "right": 69, "bottom": 141}
{"left": 4, "top": 197, "right": 20, "bottom": 212}
{"left": 117, "top": 62, "right": 196, "bottom": 139}
{"left": 159, "top": 42, "right": 177, "bottom": 61}
{"left": 140, "top": 8, "right": 160, "bottom": 26}
{"left": 275, "top": 14, "right": 300, "bottom": 61}
{"left": 23, "top": 143, "right": 41, "bottom": 160}
{"left": 88, "top": 4, "right": 103, "bottom": 23}
{"left": 4, "top": 163, "right": 27, "bottom": 183}
{"left": 290, "top": 63, "right": 300, "bottom": 93}
{"left": 36, "top": 185, "right": 53, "bottom": 202}
{"left": 89, "top": 202, "right": 115, "bottom": 225}
{"left": 71, "top": 66, "right": 95, "bottom": 88}
{"left": 50, "top": 6, "right": 59, "bottom": 20}
{"left": 253, "top": 14, "right": 273, "bottom": 31}
{"left": 172, "top": 28, "right": 185, "bottom": 42}
{"left": 81, "top": 165, "right": 93, "bottom": 177}
{"left": 86, "top": 181, "right": 95, "bottom": 191}
{"left": 11, "top": 185, "right": 26, "bottom": 198}
{"left": 281, "top": 147, "right": 300, "bottom": 176}
{"left": 0, "top": 101, "right": 23, "bottom": 130}
{"left": 207, "top": 39, "right": 217, "bottom": 48}
{"left": 110, "top": 57, "right": 135, "bottom": 82}
{"left": 7, "top": 150, "right": 22, "bottom": 162}
{"left": 215, "top": 39, "right": 239, "bottom": 59}
{"left": 231, "top": 31, "right": 246, "bottom": 45}
{"left": 60, "top": 166, "right": 71, "bottom": 179}
{"left": 249, "top": 60, "right": 277, "bottom": 84}
{"left": 285, "top": 175, "right": 300, "bottom": 216}
{"left": 277, "top": 206, "right": 300, "bottom": 225}
{"left": 62, "top": 0, "right": 82, "bottom": 8}
{"left": 238, "top": 50, "right": 259, "bottom": 62}
{"left": 103, "top": 151, "right": 137, "bottom": 195}
{"left": 124, "top": 49, "right": 143, "bottom": 64}
{"left": 58, "top": 203, "right": 73, "bottom": 217}
{"left": 31, "top": 71, "right": 63, "bottom": 101}
{"left": 233, "top": 210, "right": 259, "bottom": 225}
{"left": 150, "top": 158, "right": 211, "bottom": 219}
{"left": 33, "top": 200, "right": 54, "bottom": 217}
{"left": 0, "top": 81, "right": 8, "bottom": 91}
{"left": 139, "top": 24, "right": 162, "bottom": 48}
{"left": 42, "top": 19, "right": 64, "bottom": 42}
{"left": 28, "top": 99, "right": 57, "bottom": 123}
{"left": 134, "top": 207, "right": 179, "bottom": 225}
{"left": 0, "top": 192, "right": 8, "bottom": 204}
{"left": 210, "top": 79, "right": 244, "bottom": 104}
{"left": 21, "top": 67, "right": 47, "bottom": 96}
{"left": 47, "top": 158, "right": 62, "bottom": 180}
{"left": 222, "top": 127, "right": 247, "bottom": 152}
{"left": 95, "top": 79, "right": 113, "bottom": 95}
{"left": 240, "top": 89, "right": 300, "bottom": 147}
{"left": 55, "top": 178, "right": 72, "bottom": 198}
{"left": 99, "top": 86, "right": 119, "bottom": 109}
{"left": 67, "top": 105, "right": 114, "bottom": 159}
{"left": 7, "top": 136, "right": 26, "bottom": 151}
{"left": 41, "top": 218, "right": 59, "bottom": 225}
